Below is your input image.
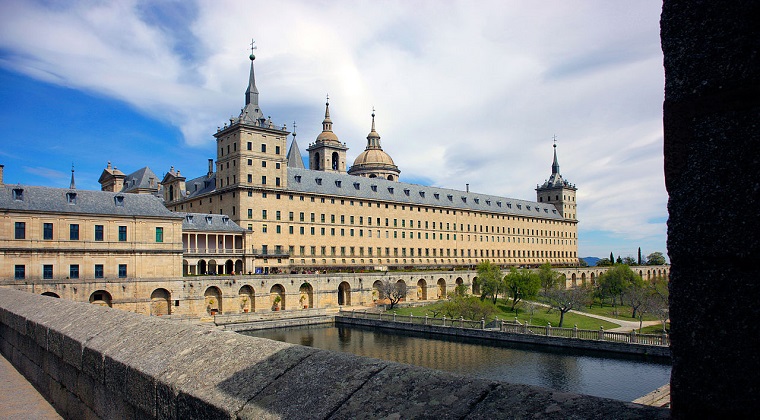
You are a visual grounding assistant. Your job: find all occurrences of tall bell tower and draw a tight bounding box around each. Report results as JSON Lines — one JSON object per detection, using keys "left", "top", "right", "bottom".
{"left": 536, "top": 140, "right": 577, "bottom": 220}
{"left": 307, "top": 97, "right": 348, "bottom": 173}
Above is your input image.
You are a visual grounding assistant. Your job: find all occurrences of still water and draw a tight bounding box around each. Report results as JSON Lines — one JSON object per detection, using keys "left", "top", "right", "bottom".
{"left": 242, "top": 324, "right": 670, "bottom": 402}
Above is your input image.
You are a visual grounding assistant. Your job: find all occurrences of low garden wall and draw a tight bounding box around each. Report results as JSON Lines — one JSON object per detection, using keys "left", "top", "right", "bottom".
{"left": 0, "top": 289, "right": 667, "bottom": 419}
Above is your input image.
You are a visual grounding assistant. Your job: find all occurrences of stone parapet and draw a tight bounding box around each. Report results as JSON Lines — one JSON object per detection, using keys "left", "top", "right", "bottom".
{"left": 0, "top": 289, "right": 667, "bottom": 418}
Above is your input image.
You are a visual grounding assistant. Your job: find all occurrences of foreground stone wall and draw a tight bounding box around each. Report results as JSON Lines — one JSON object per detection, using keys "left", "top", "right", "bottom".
{"left": 0, "top": 289, "right": 666, "bottom": 419}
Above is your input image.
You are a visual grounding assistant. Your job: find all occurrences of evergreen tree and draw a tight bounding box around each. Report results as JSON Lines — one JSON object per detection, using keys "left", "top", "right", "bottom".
{"left": 638, "top": 247, "right": 642, "bottom": 265}
{"left": 610, "top": 252, "right": 614, "bottom": 263}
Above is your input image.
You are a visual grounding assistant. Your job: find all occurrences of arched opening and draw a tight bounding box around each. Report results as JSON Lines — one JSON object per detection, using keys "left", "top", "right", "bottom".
{"left": 472, "top": 277, "right": 481, "bottom": 296}
{"left": 571, "top": 273, "right": 577, "bottom": 287}
{"left": 239, "top": 285, "right": 254, "bottom": 313}
{"left": 581, "top": 273, "right": 586, "bottom": 286}
{"left": 396, "top": 280, "right": 407, "bottom": 301}
{"left": 89, "top": 290, "right": 112, "bottom": 307}
{"left": 372, "top": 280, "right": 384, "bottom": 302}
{"left": 198, "top": 259, "right": 207, "bottom": 275}
{"left": 208, "top": 260, "right": 217, "bottom": 275}
{"left": 169, "top": 185, "right": 174, "bottom": 201}
{"left": 331, "top": 152, "right": 339, "bottom": 170}
{"left": 235, "top": 259, "right": 244, "bottom": 274}
{"left": 338, "top": 281, "right": 351, "bottom": 306}
{"left": 560, "top": 274, "right": 567, "bottom": 288}
{"left": 225, "top": 259, "right": 234, "bottom": 274}
{"left": 437, "top": 278, "right": 447, "bottom": 299}
{"left": 270, "top": 284, "right": 285, "bottom": 310}
{"left": 590, "top": 272, "right": 596, "bottom": 285}
{"left": 314, "top": 152, "right": 321, "bottom": 170}
{"left": 369, "top": 174, "right": 377, "bottom": 178}
{"left": 387, "top": 175, "right": 394, "bottom": 181}
{"left": 204, "top": 286, "right": 222, "bottom": 315}
{"left": 150, "top": 288, "right": 171, "bottom": 316}
{"left": 417, "top": 279, "right": 427, "bottom": 300}
{"left": 41, "top": 292, "right": 60, "bottom": 298}
{"left": 183, "top": 260, "right": 189, "bottom": 276}
{"left": 299, "top": 283, "right": 314, "bottom": 309}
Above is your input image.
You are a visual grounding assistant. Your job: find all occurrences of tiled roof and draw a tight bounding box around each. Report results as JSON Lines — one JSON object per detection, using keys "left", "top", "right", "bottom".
{"left": 0, "top": 185, "right": 182, "bottom": 219}
{"left": 122, "top": 166, "right": 159, "bottom": 193}
{"left": 287, "top": 168, "right": 564, "bottom": 220}
{"left": 184, "top": 174, "right": 217, "bottom": 199}
{"left": 177, "top": 212, "right": 246, "bottom": 232}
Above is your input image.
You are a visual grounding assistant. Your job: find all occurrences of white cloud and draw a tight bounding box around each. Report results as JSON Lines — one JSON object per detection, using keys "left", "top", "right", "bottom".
{"left": 0, "top": 0, "right": 667, "bottom": 256}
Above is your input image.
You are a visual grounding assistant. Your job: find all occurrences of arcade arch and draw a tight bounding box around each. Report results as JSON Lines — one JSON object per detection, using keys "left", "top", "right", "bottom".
{"left": 270, "top": 284, "right": 285, "bottom": 310}
{"left": 204, "top": 286, "right": 222, "bottom": 314}
{"left": 417, "top": 279, "right": 427, "bottom": 300}
{"left": 150, "top": 288, "right": 171, "bottom": 316}
{"left": 299, "top": 283, "right": 314, "bottom": 309}
{"left": 338, "top": 281, "right": 351, "bottom": 306}
{"left": 89, "top": 290, "right": 112, "bottom": 307}
{"left": 239, "top": 285, "right": 254, "bottom": 312}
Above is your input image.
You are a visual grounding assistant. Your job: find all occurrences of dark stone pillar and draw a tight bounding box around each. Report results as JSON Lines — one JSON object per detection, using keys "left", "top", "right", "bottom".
{"left": 662, "top": 1, "right": 760, "bottom": 417}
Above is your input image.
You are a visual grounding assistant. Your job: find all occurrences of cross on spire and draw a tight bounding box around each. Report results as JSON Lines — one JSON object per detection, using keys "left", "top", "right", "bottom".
{"left": 250, "top": 39, "right": 257, "bottom": 55}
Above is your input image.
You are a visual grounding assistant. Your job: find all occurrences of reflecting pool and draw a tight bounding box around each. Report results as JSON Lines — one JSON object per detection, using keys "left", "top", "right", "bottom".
{"left": 241, "top": 323, "right": 670, "bottom": 402}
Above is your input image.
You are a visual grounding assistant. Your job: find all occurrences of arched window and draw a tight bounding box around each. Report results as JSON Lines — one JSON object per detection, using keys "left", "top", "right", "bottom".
{"left": 314, "top": 153, "right": 321, "bottom": 170}
{"left": 169, "top": 185, "right": 174, "bottom": 201}
{"left": 332, "top": 152, "right": 339, "bottom": 170}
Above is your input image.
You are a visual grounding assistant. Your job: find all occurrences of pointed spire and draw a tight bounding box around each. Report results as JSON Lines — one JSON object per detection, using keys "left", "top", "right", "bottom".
{"left": 241, "top": 39, "right": 265, "bottom": 125}
{"left": 322, "top": 94, "right": 333, "bottom": 131}
{"left": 551, "top": 135, "right": 560, "bottom": 175}
{"left": 286, "top": 121, "right": 305, "bottom": 169}
{"left": 69, "top": 163, "right": 76, "bottom": 189}
{"left": 366, "top": 108, "right": 381, "bottom": 149}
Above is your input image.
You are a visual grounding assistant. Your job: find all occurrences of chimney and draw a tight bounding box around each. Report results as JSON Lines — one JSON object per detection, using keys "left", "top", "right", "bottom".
{"left": 466, "top": 183, "right": 469, "bottom": 193}
{"left": 208, "top": 159, "right": 214, "bottom": 177}
{"left": 0, "top": 164, "right": 4, "bottom": 186}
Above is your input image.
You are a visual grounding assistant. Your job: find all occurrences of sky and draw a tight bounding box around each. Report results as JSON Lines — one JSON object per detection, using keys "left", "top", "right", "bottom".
{"left": 0, "top": 0, "right": 668, "bottom": 261}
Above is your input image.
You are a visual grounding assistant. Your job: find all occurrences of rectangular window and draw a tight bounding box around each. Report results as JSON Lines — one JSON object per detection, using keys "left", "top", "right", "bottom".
{"left": 14, "top": 222, "right": 25, "bottom": 239}
{"left": 247, "top": 141, "right": 252, "bottom": 150}
{"left": 262, "top": 176, "right": 267, "bottom": 185}
{"left": 95, "top": 225, "right": 104, "bottom": 241}
{"left": 261, "top": 144, "right": 267, "bottom": 152}
{"left": 276, "top": 211, "right": 281, "bottom": 220}
{"left": 275, "top": 146, "right": 280, "bottom": 154}
{"left": 155, "top": 227, "right": 164, "bottom": 243}
{"left": 94, "top": 264, "right": 104, "bottom": 279}
{"left": 276, "top": 177, "right": 281, "bottom": 187}
{"left": 43, "top": 264, "right": 53, "bottom": 279}
{"left": 248, "top": 209, "right": 253, "bottom": 219}
{"left": 70, "top": 224, "right": 80, "bottom": 240}
{"left": 14, "top": 265, "right": 25, "bottom": 280}
{"left": 262, "top": 210, "right": 267, "bottom": 219}
{"left": 43, "top": 223, "right": 53, "bottom": 240}
{"left": 247, "top": 174, "right": 253, "bottom": 183}
{"left": 118, "top": 226, "right": 127, "bottom": 241}
{"left": 118, "top": 264, "right": 127, "bottom": 278}
{"left": 69, "top": 264, "right": 79, "bottom": 279}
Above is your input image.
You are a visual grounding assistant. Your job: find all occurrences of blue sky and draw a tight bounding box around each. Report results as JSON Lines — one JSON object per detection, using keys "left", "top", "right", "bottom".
{"left": 0, "top": 0, "right": 668, "bottom": 261}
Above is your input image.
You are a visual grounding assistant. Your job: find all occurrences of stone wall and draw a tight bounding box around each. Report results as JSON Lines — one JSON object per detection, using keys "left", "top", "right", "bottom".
{"left": 0, "top": 289, "right": 667, "bottom": 418}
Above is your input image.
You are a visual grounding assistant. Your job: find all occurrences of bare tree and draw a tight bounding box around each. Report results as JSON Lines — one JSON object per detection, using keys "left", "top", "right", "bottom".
{"left": 542, "top": 285, "right": 593, "bottom": 328}
{"left": 378, "top": 280, "right": 408, "bottom": 310}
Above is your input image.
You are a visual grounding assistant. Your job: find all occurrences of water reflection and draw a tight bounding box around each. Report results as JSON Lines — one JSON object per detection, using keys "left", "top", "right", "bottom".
{"left": 242, "top": 324, "right": 670, "bottom": 402}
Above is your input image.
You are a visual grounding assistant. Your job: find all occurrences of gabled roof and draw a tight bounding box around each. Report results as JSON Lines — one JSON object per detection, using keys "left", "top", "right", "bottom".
{"left": 122, "top": 167, "right": 160, "bottom": 193}
{"left": 0, "top": 185, "right": 182, "bottom": 219}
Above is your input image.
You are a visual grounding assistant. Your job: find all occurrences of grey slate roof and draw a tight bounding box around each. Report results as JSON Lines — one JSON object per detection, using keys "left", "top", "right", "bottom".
{"left": 286, "top": 137, "right": 305, "bottom": 169}
{"left": 184, "top": 174, "right": 217, "bottom": 199}
{"left": 0, "top": 185, "right": 182, "bottom": 219}
{"left": 177, "top": 212, "right": 246, "bottom": 232}
{"left": 287, "top": 168, "right": 565, "bottom": 220}
{"left": 122, "top": 166, "right": 160, "bottom": 193}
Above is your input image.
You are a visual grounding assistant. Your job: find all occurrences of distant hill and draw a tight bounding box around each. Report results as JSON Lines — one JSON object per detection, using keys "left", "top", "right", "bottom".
{"left": 581, "top": 256, "right": 600, "bottom": 266}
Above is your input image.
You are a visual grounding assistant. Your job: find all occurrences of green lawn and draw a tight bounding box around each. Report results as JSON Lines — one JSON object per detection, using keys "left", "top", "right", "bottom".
{"left": 576, "top": 303, "right": 660, "bottom": 322}
{"left": 385, "top": 299, "right": 619, "bottom": 330}
{"left": 639, "top": 323, "right": 670, "bottom": 334}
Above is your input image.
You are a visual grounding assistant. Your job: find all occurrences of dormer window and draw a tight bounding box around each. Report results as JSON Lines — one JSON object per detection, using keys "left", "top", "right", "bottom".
{"left": 222, "top": 216, "right": 230, "bottom": 225}
{"left": 294, "top": 175, "right": 302, "bottom": 183}
{"left": 485, "top": 200, "right": 491, "bottom": 205}
{"left": 517, "top": 204, "right": 522, "bottom": 209}
{"left": 315, "top": 178, "right": 322, "bottom": 185}
{"left": 526, "top": 205, "right": 531, "bottom": 210}
{"left": 496, "top": 201, "right": 502, "bottom": 207}
{"left": 387, "top": 187, "right": 394, "bottom": 194}
{"left": 371, "top": 185, "right": 378, "bottom": 192}
{"left": 403, "top": 189, "right": 410, "bottom": 196}
{"left": 506, "top": 203, "right": 512, "bottom": 208}
{"left": 552, "top": 209, "right": 557, "bottom": 214}
{"left": 447, "top": 194, "right": 453, "bottom": 201}
{"left": 461, "top": 196, "right": 467, "bottom": 203}
{"left": 335, "top": 180, "right": 342, "bottom": 187}
{"left": 186, "top": 215, "right": 194, "bottom": 224}
{"left": 12, "top": 188, "right": 23, "bottom": 201}
{"left": 434, "top": 193, "right": 440, "bottom": 199}
{"left": 353, "top": 182, "right": 360, "bottom": 190}
{"left": 419, "top": 191, "right": 425, "bottom": 198}
{"left": 114, "top": 195, "right": 125, "bottom": 206}
{"left": 544, "top": 208, "right": 549, "bottom": 213}
{"left": 474, "top": 198, "right": 479, "bottom": 204}
{"left": 205, "top": 215, "right": 213, "bottom": 225}
{"left": 66, "top": 192, "right": 77, "bottom": 204}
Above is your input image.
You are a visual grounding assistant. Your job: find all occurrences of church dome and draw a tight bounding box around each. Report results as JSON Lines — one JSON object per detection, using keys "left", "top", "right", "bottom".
{"left": 353, "top": 148, "right": 396, "bottom": 167}
{"left": 347, "top": 110, "right": 400, "bottom": 181}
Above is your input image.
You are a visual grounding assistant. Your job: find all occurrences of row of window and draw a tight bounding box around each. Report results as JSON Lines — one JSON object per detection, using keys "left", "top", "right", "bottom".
{"left": 258, "top": 245, "right": 576, "bottom": 259}
{"left": 253, "top": 211, "right": 574, "bottom": 238}
{"left": 219, "top": 141, "right": 282, "bottom": 156}
{"left": 14, "top": 264, "right": 128, "bottom": 280}
{"left": 12, "top": 222, "right": 163, "bottom": 242}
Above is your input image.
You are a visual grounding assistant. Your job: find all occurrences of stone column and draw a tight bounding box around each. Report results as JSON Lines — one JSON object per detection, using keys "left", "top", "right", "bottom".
{"left": 662, "top": 1, "right": 760, "bottom": 417}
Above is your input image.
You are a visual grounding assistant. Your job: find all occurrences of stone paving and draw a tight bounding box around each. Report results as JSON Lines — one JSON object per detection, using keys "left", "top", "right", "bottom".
{"left": 0, "top": 353, "right": 61, "bottom": 420}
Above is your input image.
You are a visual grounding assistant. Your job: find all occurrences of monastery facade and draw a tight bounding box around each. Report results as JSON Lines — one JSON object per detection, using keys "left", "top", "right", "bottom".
{"left": 157, "top": 52, "right": 579, "bottom": 274}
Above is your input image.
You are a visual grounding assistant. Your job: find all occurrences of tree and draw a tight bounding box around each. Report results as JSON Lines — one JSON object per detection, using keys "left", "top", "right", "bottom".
{"left": 622, "top": 256, "right": 637, "bottom": 265}
{"left": 504, "top": 268, "right": 541, "bottom": 311}
{"left": 610, "top": 252, "right": 614, "bottom": 262}
{"left": 616, "top": 256, "right": 623, "bottom": 264}
{"left": 476, "top": 260, "right": 503, "bottom": 303}
{"left": 638, "top": 247, "right": 643, "bottom": 265}
{"left": 646, "top": 251, "right": 667, "bottom": 265}
{"left": 597, "top": 264, "right": 638, "bottom": 307}
{"left": 542, "top": 284, "right": 593, "bottom": 328}
{"left": 441, "top": 295, "right": 497, "bottom": 321}
{"left": 596, "top": 257, "right": 613, "bottom": 267}
{"left": 621, "top": 275, "right": 647, "bottom": 318}
{"left": 538, "top": 263, "right": 561, "bottom": 295}
{"left": 377, "top": 280, "right": 407, "bottom": 310}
